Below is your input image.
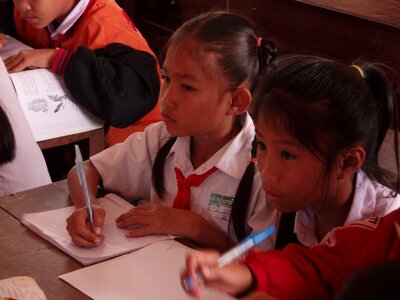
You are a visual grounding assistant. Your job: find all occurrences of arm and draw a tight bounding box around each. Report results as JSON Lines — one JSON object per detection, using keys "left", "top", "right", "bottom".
{"left": 4, "top": 49, "right": 57, "bottom": 72}
{"left": 116, "top": 205, "right": 234, "bottom": 251}
{"left": 66, "top": 160, "right": 105, "bottom": 247}
{"left": 61, "top": 43, "right": 160, "bottom": 127}
{"left": 0, "top": 33, "right": 7, "bottom": 48}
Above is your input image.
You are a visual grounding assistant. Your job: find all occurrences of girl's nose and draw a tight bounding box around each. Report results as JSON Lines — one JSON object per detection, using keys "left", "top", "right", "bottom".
{"left": 14, "top": 0, "right": 32, "bottom": 13}
{"left": 258, "top": 155, "right": 279, "bottom": 184}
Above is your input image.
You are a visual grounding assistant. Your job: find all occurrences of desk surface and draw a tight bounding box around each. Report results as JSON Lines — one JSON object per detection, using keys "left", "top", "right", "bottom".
{"left": 0, "top": 180, "right": 89, "bottom": 299}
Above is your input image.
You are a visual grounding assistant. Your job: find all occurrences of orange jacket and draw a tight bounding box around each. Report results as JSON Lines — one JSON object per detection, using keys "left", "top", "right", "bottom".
{"left": 14, "top": 0, "right": 161, "bottom": 146}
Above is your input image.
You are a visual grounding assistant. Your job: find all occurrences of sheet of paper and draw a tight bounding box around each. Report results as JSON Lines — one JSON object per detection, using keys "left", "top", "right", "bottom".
{"left": 21, "top": 194, "right": 172, "bottom": 266}
{"left": 60, "top": 240, "right": 234, "bottom": 300}
{"left": 0, "top": 35, "right": 32, "bottom": 59}
{"left": 9, "top": 68, "right": 103, "bottom": 142}
{"left": 0, "top": 276, "right": 47, "bottom": 300}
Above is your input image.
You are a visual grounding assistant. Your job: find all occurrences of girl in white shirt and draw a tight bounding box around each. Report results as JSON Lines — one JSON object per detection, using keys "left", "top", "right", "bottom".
{"left": 66, "top": 11, "right": 277, "bottom": 251}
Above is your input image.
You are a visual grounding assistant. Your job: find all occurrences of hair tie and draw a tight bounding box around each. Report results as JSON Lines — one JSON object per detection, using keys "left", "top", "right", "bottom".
{"left": 250, "top": 157, "right": 257, "bottom": 164}
{"left": 257, "top": 37, "right": 262, "bottom": 47}
{"left": 351, "top": 64, "right": 364, "bottom": 78}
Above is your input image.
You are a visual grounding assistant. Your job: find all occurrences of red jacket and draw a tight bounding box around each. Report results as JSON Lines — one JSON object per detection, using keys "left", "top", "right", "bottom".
{"left": 245, "top": 208, "right": 400, "bottom": 299}
{"left": 14, "top": 0, "right": 161, "bottom": 146}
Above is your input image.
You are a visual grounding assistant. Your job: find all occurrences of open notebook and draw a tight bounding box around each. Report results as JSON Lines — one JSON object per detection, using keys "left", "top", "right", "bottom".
{"left": 21, "top": 193, "right": 173, "bottom": 266}
{"left": 0, "top": 35, "right": 103, "bottom": 142}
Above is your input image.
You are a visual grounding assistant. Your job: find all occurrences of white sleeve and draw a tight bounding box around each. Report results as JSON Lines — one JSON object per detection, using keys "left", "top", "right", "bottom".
{"left": 90, "top": 122, "right": 169, "bottom": 200}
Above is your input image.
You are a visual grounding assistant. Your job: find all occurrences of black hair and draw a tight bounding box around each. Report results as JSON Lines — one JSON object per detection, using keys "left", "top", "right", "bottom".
{"left": 0, "top": 105, "right": 15, "bottom": 165}
{"left": 252, "top": 55, "right": 399, "bottom": 201}
{"left": 334, "top": 260, "right": 400, "bottom": 300}
{"left": 152, "top": 11, "right": 277, "bottom": 242}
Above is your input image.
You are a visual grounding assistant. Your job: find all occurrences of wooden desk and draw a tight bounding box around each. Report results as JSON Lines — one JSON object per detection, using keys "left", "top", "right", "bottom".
{"left": 0, "top": 180, "right": 89, "bottom": 299}
{"left": 37, "top": 127, "right": 105, "bottom": 157}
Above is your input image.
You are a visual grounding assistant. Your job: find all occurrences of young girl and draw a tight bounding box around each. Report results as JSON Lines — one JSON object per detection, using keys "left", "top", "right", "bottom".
{"left": 66, "top": 11, "right": 277, "bottom": 251}
{"left": 183, "top": 55, "right": 400, "bottom": 299}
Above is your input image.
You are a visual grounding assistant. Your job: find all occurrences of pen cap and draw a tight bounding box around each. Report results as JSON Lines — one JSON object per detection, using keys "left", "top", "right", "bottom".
{"left": 247, "top": 225, "right": 275, "bottom": 245}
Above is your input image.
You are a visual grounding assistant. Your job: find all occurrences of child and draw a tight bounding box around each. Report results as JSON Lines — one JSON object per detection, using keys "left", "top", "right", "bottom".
{"left": 183, "top": 55, "right": 400, "bottom": 299}
{"left": 0, "top": 58, "right": 51, "bottom": 195}
{"left": 184, "top": 205, "right": 400, "bottom": 299}
{"left": 65, "top": 11, "right": 278, "bottom": 251}
{"left": 1, "top": 0, "right": 161, "bottom": 146}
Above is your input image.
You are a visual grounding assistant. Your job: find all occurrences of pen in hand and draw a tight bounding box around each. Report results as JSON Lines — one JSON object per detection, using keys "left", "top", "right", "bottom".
{"left": 183, "top": 224, "right": 275, "bottom": 291}
{"left": 74, "top": 144, "right": 94, "bottom": 232}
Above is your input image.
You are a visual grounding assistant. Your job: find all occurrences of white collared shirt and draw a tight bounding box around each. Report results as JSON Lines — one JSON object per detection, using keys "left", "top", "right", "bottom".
{"left": 91, "top": 114, "right": 276, "bottom": 243}
{"left": 48, "top": 0, "right": 90, "bottom": 40}
{"left": 294, "top": 170, "right": 400, "bottom": 247}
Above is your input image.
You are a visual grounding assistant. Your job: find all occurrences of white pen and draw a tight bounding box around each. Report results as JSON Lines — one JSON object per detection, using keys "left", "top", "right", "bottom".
{"left": 183, "top": 224, "right": 275, "bottom": 290}
{"left": 74, "top": 144, "right": 94, "bottom": 232}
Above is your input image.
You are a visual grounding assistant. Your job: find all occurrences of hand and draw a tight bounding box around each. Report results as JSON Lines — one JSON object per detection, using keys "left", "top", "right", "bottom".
{"left": 66, "top": 204, "right": 106, "bottom": 247}
{"left": 0, "top": 33, "right": 7, "bottom": 48}
{"left": 4, "top": 48, "right": 57, "bottom": 72}
{"left": 183, "top": 250, "right": 254, "bottom": 298}
{"left": 116, "top": 204, "right": 201, "bottom": 237}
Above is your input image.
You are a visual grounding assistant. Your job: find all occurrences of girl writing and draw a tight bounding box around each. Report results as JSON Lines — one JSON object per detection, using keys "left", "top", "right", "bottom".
{"left": 184, "top": 55, "right": 400, "bottom": 299}
{"left": 66, "top": 11, "right": 277, "bottom": 251}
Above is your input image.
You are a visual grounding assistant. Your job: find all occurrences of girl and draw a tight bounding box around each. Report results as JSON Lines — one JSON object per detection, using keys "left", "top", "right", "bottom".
{"left": 183, "top": 55, "right": 400, "bottom": 299}
{"left": 66, "top": 11, "right": 277, "bottom": 251}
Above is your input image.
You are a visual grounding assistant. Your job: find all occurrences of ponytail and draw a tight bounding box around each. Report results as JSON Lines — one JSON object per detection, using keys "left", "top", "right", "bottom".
{"left": 356, "top": 62, "right": 399, "bottom": 194}
{"left": 152, "top": 137, "right": 177, "bottom": 198}
{"left": 230, "top": 136, "right": 257, "bottom": 241}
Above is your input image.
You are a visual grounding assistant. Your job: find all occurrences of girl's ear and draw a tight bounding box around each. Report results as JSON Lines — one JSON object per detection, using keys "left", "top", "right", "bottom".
{"left": 337, "top": 146, "right": 366, "bottom": 179}
{"left": 227, "top": 87, "right": 252, "bottom": 115}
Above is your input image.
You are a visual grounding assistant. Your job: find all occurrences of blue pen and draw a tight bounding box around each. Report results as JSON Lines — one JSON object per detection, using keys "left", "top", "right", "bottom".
{"left": 74, "top": 144, "right": 94, "bottom": 232}
{"left": 183, "top": 224, "right": 275, "bottom": 291}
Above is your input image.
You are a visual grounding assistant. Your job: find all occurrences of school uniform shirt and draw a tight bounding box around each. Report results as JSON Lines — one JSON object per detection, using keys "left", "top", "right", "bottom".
{"left": 292, "top": 170, "right": 400, "bottom": 247}
{"left": 14, "top": 0, "right": 161, "bottom": 146}
{"left": 91, "top": 114, "right": 277, "bottom": 243}
{"left": 244, "top": 207, "right": 400, "bottom": 300}
{"left": 0, "top": 60, "right": 51, "bottom": 195}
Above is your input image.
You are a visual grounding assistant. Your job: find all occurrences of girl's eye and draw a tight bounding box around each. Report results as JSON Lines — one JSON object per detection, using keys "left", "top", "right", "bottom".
{"left": 255, "top": 141, "right": 266, "bottom": 151}
{"left": 181, "top": 84, "right": 195, "bottom": 91}
{"left": 281, "top": 150, "right": 296, "bottom": 159}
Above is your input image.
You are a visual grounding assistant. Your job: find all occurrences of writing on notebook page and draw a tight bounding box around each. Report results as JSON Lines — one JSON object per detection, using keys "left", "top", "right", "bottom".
{"left": 21, "top": 193, "right": 173, "bottom": 266}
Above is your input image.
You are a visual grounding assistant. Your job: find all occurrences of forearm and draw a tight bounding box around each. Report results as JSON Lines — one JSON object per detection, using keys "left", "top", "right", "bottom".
{"left": 67, "top": 160, "right": 100, "bottom": 208}
{"left": 186, "top": 214, "right": 234, "bottom": 252}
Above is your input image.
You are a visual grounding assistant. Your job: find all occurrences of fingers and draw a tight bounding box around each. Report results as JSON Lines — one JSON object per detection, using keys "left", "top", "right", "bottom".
{"left": 182, "top": 250, "right": 220, "bottom": 297}
{"left": 4, "top": 49, "right": 57, "bottom": 72}
{"left": 66, "top": 207, "right": 104, "bottom": 247}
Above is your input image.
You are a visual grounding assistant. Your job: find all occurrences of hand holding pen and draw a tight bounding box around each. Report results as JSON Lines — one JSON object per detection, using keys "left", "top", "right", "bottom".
{"left": 183, "top": 225, "right": 275, "bottom": 298}
{"left": 65, "top": 145, "right": 105, "bottom": 247}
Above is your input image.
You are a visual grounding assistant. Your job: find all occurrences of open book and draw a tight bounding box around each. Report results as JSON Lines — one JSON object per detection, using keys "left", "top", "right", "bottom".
{"left": 0, "top": 276, "right": 47, "bottom": 300}
{"left": 60, "top": 240, "right": 234, "bottom": 300}
{"left": 21, "top": 193, "right": 173, "bottom": 266}
{"left": 0, "top": 35, "right": 103, "bottom": 142}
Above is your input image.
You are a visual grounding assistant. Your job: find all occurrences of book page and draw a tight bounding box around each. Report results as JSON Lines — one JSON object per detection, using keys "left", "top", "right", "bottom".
{"left": 9, "top": 68, "right": 103, "bottom": 141}
{"left": 0, "top": 35, "right": 32, "bottom": 59}
{"left": 60, "top": 240, "right": 234, "bottom": 300}
{"left": 21, "top": 194, "right": 172, "bottom": 266}
{"left": 0, "top": 276, "right": 47, "bottom": 300}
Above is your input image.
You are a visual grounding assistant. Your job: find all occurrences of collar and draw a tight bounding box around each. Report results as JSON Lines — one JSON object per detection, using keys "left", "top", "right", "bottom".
{"left": 48, "top": 0, "right": 90, "bottom": 40}
{"left": 294, "top": 170, "right": 378, "bottom": 247}
{"left": 168, "top": 113, "right": 255, "bottom": 178}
